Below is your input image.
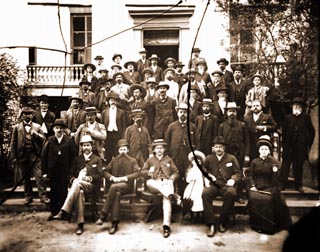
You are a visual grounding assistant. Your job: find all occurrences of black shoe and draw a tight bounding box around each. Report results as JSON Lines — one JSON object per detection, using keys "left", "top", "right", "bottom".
{"left": 53, "top": 210, "right": 68, "bottom": 220}
{"left": 24, "top": 198, "right": 33, "bottom": 205}
{"left": 218, "top": 223, "right": 227, "bottom": 233}
{"left": 76, "top": 223, "right": 84, "bottom": 235}
{"left": 163, "top": 225, "right": 171, "bottom": 238}
{"left": 47, "top": 214, "right": 54, "bottom": 221}
{"left": 40, "top": 197, "right": 50, "bottom": 204}
{"left": 109, "top": 223, "right": 118, "bottom": 235}
{"left": 169, "top": 193, "right": 182, "bottom": 206}
{"left": 207, "top": 224, "right": 216, "bottom": 237}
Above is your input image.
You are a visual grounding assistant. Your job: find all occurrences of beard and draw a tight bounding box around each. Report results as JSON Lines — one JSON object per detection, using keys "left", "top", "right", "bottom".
{"left": 180, "top": 115, "right": 186, "bottom": 122}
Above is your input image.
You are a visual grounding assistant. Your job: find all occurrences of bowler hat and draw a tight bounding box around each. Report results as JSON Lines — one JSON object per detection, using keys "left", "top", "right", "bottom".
{"left": 291, "top": 97, "right": 305, "bottom": 106}
{"left": 174, "top": 61, "right": 185, "bottom": 68}
{"left": 68, "top": 96, "right": 83, "bottom": 103}
{"left": 98, "top": 68, "right": 109, "bottom": 73}
{"left": 124, "top": 61, "right": 137, "bottom": 71}
{"left": 117, "top": 139, "right": 129, "bottom": 147}
{"left": 212, "top": 136, "right": 226, "bottom": 146}
{"left": 79, "top": 80, "right": 91, "bottom": 86}
{"left": 130, "top": 109, "right": 146, "bottom": 118}
{"left": 52, "top": 119, "right": 66, "bottom": 128}
{"left": 94, "top": 55, "right": 104, "bottom": 60}
{"left": 215, "top": 86, "right": 228, "bottom": 94}
{"left": 231, "top": 64, "right": 244, "bottom": 72}
{"left": 38, "top": 94, "right": 49, "bottom": 103}
{"left": 129, "top": 84, "right": 147, "bottom": 98}
{"left": 148, "top": 54, "right": 161, "bottom": 61}
{"left": 84, "top": 106, "right": 97, "bottom": 115}
{"left": 192, "top": 48, "right": 201, "bottom": 53}
{"left": 80, "top": 135, "right": 93, "bottom": 144}
{"left": 217, "top": 58, "right": 229, "bottom": 65}
{"left": 188, "top": 150, "right": 206, "bottom": 163}
{"left": 211, "top": 70, "right": 223, "bottom": 76}
{"left": 21, "top": 107, "right": 34, "bottom": 114}
{"left": 106, "top": 92, "right": 120, "bottom": 101}
{"left": 83, "top": 63, "right": 96, "bottom": 71}
{"left": 164, "top": 57, "right": 177, "bottom": 66}
{"left": 156, "top": 81, "right": 170, "bottom": 90}
{"left": 256, "top": 135, "right": 273, "bottom": 150}
{"left": 225, "top": 102, "right": 240, "bottom": 110}
{"left": 151, "top": 139, "right": 167, "bottom": 147}
{"left": 112, "top": 53, "right": 122, "bottom": 61}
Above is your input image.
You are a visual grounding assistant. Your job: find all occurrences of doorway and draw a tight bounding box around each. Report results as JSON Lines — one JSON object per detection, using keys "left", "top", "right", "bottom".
{"left": 145, "top": 45, "right": 179, "bottom": 69}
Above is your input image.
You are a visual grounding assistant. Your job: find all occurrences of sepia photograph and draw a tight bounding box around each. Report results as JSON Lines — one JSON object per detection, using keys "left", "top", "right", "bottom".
{"left": 0, "top": 0, "right": 319, "bottom": 251}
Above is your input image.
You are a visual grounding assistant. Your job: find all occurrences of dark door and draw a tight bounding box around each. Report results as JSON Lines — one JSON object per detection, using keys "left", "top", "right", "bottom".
{"left": 145, "top": 45, "right": 179, "bottom": 70}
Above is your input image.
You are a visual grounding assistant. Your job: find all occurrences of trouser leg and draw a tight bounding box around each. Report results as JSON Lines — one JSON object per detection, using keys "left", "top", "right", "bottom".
{"left": 202, "top": 185, "right": 218, "bottom": 226}
{"left": 219, "top": 187, "right": 237, "bottom": 224}
{"left": 162, "top": 196, "right": 172, "bottom": 227}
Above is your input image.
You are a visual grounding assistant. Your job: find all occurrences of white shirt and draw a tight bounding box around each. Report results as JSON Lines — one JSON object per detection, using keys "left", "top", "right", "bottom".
{"left": 253, "top": 111, "right": 262, "bottom": 122}
{"left": 218, "top": 99, "right": 227, "bottom": 114}
{"left": 107, "top": 106, "right": 118, "bottom": 131}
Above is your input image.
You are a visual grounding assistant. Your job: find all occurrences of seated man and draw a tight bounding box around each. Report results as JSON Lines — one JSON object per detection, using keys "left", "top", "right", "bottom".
{"left": 95, "top": 139, "right": 140, "bottom": 234}
{"left": 53, "top": 135, "right": 103, "bottom": 235}
{"left": 202, "top": 136, "right": 242, "bottom": 237}
{"left": 142, "top": 139, "right": 179, "bottom": 238}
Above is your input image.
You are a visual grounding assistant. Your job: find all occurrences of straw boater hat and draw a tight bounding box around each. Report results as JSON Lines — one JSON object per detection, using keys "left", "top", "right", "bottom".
{"left": 156, "top": 81, "right": 170, "bottom": 90}
{"left": 52, "top": 119, "right": 66, "bottom": 128}
{"left": 84, "top": 106, "right": 97, "bottom": 115}
{"left": 164, "top": 57, "right": 177, "bottom": 66}
{"left": 188, "top": 150, "right": 206, "bottom": 163}
{"left": 124, "top": 61, "right": 137, "bottom": 71}
{"left": 138, "top": 48, "right": 148, "bottom": 54}
{"left": 129, "top": 84, "right": 147, "bottom": 98}
{"left": 151, "top": 139, "right": 167, "bottom": 148}
{"left": 130, "top": 109, "right": 146, "bottom": 118}
{"left": 80, "top": 135, "right": 93, "bottom": 144}
{"left": 83, "top": 63, "right": 96, "bottom": 71}
{"left": 225, "top": 102, "right": 240, "bottom": 110}
{"left": 175, "top": 102, "right": 190, "bottom": 112}
{"left": 148, "top": 54, "right": 161, "bottom": 61}
{"left": 164, "top": 67, "right": 176, "bottom": 76}
{"left": 192, "top": 48, "right": 201, "bottom": 53}
{"left": 117, "top": 139, "right": 129, "bottom": 148}
{"left": 256, "top": 135, "right": 273, "bottom": 151}
{"left": 112, "top": 53, "right": 122, "bottom": 61}
{"left": 201, "top": 98, "right": 214, "bottom": 105}
{"left": 94, "top": 55, "right": 104, "bottom": 60}
{"left": 217, "top": 58, "right": 229, "bottom": 65}
{"left": 146, "top": 77, "right": 157, "bottom": 84}
{"left": 212, "top": 136, "right": 226, "bottom": 146}
{"left": 291, "top": 97, "right": 305, "bottom": 107}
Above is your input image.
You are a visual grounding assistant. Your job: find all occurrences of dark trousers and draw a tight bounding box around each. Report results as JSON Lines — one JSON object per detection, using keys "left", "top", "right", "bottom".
{"left": 101, "top": 183, "right": 130, "bottom": 222}
{"left": 49, "top": 178, "right": 68, "bottom": 216}
{"left": 202, "top": 185, "right": 237, "bottom": 225}
{"left": 105, "top": 131, "right": 122, "bottom": 165}
{"left": 281, "top": 150, "right": 304, "bottom": 189}
{"left": 173, "top": 146, "right": 189, "bottom": 196}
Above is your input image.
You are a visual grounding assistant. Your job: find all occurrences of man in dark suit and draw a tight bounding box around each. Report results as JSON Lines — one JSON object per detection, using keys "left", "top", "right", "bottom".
{"left": 95, "top": 139, "right": 140, "bottom": 234}
{"left": 53, "top": 135, "right": 103, "bottom": 235}
{"left": 165, "top": 102, "right": 197, "bottom": 195}
{"left": 216, "top": 58, "right": 234, "bottom": 86}
{"left": 195, "top": 98, "right": 219, "bottom": 156}
{"left": 280, "top": 97, "right": 315, "bottom": 192}
{"left": 244, "top": 99, "right": 277, "bottom": 160}
{"left": 10, "top": 107, "right": 48, "bottom": 205}
{"left": 123, "top": 61, "right": 141, "bottom": 85}
{"left": 81, "top": 63, "right": 99, "bottom": 95}
{"left": 202, "top": 136, "right": 242, "bottom": 237}
{"left": 33, "top": 94, "right": 56, "bottom": 137}
{"left": 148, "top": 54, "right": 164, "bottom": 82}
{"left": 41, "top": 119, "right": 77, "bottom": 220}
{"left": 136, "top": 48, "right": 150, "bottom": 81}
{"left": 101, "top": 92, "right": 128, "bottom": 164}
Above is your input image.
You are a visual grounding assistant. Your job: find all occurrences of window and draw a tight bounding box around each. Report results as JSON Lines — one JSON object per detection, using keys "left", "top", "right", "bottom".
{"left": 28, "top": 47, "right": 37, "bottom": 65}
{"left": 71, "top": 14, "right": 92, "bottom": 64}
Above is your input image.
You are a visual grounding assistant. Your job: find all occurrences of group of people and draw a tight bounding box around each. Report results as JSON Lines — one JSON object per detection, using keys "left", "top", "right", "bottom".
{"left": 9, "top": 47, "right": 315, "bottom": 238}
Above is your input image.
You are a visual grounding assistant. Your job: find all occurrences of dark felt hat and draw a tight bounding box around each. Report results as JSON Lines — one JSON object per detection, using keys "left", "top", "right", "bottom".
{"left": 124, "top": 61, "right": 137, "bottom": 71}
{"left": 38, "top": 94, "right": 49, "bottom": 103}
{"left": 192, "top": 48, "right": 201, "bottom": 53}
{"left": 110, "top": 64, "right": 122, "bottom": 70}
{"left": 129, "top": 84, "right": 147, "bottom": 98}
{"left": 79, "top": 80, "right": 91, "bottom": 86}
{"left": 112, "top": 53, "right": 122, "bottom": 61}
{"left": 217, "top": 58, "right": 229, "bottom": 65}
{"left": 143, "top": 68, "right": 153, "bottom": 75}
{"left": 212, "top": 136, "right": 226, "bottom": 146}
{"left": 68, "top": 96, "right": 83, "bottom": 103}
{"left": 117, "top": 138, "right": 129, "bottom": 147}
{"left": 174, "top": 61, "right": 185, "bottom": 68}
{"left": 52, "top": 119, "right": 66, "bottom": 128}
{"left": 106, "top": 91, "right": 120, "bottom": 101}
{"left": 112, "top": 72, "right": 126, "bottom": 82}
{"left": 94, "top": 55, "right": 104, "bottom": 60}
{"left": 215, "top": 86, "right": 228, "bottom": 94}
{"left": 291, "top": 97, "right": 306, "bottom": 106}
{"left": 98, "top": 68, "right": 109, "bottom": 73}
{"left": 83, "top": 63, "right": 96, "bottom": 71}
{"left": 21, "top": 107, "right": 34, "bottom": 114}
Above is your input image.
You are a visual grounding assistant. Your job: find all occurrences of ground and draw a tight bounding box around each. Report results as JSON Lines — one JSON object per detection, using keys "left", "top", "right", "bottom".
{"left": 0, "top": 211, "right": 293, "bottom": 252}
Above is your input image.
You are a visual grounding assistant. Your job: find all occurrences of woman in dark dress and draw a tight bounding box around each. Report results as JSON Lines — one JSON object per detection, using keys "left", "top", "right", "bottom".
{"left": 247, "top": 135, "right": 292, "bottom": 234}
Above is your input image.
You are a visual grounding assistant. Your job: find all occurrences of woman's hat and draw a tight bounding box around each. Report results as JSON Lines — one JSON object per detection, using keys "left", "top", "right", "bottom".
{"left": 215, "top": 86, "right": 228, "bottom": 94}
{"left": 52, "top": 119, "right": 66, "bottom": 128}
{"left": 117, "top": 139, "right": 129, "bottom": 147}
{"left": 188, "top": 150, "right": 206, "bottom": 162}
{"left": 151, "top": 139, "right": 167, "bottom": 147}
{"left": 129, "top": 84, "right": 147, "bottom": 98}
{"left": 256, "top": 135, "right": 273, "bottom": 150}
{"left": 83, "top": 63, "right": 96, "bottom": 71}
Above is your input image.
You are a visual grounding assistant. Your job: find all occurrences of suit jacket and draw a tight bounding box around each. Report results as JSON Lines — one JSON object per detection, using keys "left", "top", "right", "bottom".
{"left": 228, "top": 79, "right": 251, "bottom": 119}
{"left": 33, "top": 110, "right": 56, "bottom": 136}
{"left": 101, "top": 106, "right": 128, "bottom": 136}
{"left": 104, "top": 153, "right": 140, "bottom": 189}
{"left": 195, "top": 114, "right": 219, "bottom": 149}
{"left": 203, "top": 153, "right": 242, "bottom": 188}
{"left": 223, "top": 70, "right": 234, "bottom": 85}
{"left": 60, "top": 109, "right": 86, "bottom": 133}
{"left": 41, "top": 135, "right": 77, "bottom": 178}
{"left": 136, "top": 59, "right": 150, "bottom": 80}
{"left": 165, "top": 120, "right": 197, "bottom": 160}
{"left": 74, "top": 121, "right": 107, "bottom": 159}
{"left": 151, "top": 66, "right": 164, "bottom": 82}
{"left": 143, "top": 155, "right": 179, "bottom": 181}
{"left": 123, "top": 71, "right": 141, "bottom": 85}
{"left": 282, "top": 113, "right": 315, "bottom": 160}
{"left": 212, "top": 100, "right": 227, "bottom": 125}
{"left": 10, "top": 121, "right": 45, "bottom": 160}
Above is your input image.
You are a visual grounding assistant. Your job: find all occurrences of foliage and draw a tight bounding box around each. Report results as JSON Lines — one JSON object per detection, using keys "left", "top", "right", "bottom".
{"left": 216, "top": 0, "right": 319, "bottom": 113}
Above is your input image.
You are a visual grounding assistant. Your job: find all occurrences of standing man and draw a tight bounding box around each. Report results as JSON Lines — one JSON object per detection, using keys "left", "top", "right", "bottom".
{"left": 152, "top": 82, "right": 177, "bottom": 139}
{"left": 53, "top": 135, "right": 103, "bottom": 235}
{"left": 128, "top": 84, "right": 147, "bottom": 112}
{"left": 143, "top": 139, "right": 179, "bottom": 238}
{"left": 110, "top": 72, "right": 131, "bottom": 111}
{"left": 123, "top": 61, "right": 141, "bottom": 85}
{"left": 165, "top": 102, "right": 197, "bottom": 196}
{"left": 164, "top": 57, "right": 177, "bottom": 70}
{"left": 162, "top": 68, "right": 179, "bottom": 103}
{"left": 195, "top": 98, "right": 219, "bottom": 156}
{"left": 202, "top": 136, "right": 242, "bottom": 237}
{"left": 216, "top": 58, "right": 234, "bottom": 86}
{"left": 136, "top": 48, "right": 150, "bottom": 81}
{"left": 78, "top": 80, "right": 96, "bottom": 109}
{"left": 101, "top": 92, "right": 128, "bottom": 164}
{"left": 148, "top": 54, "right": 164, "bottom": 82}
{"left": 81, "top": 63, "right": 99, "bottom": 93}
{"left": 281, "top": 97, "right": 315, "bottom": 192}
{"left": 188, "top": 47, "right": 206, "bottom": 69}
{"left": 10, "top": 107, "right": 48, "bottom": 205}
{"left": 74, "top": 106, "right": 107, "bottom": 160}
{"left": 33, "top": 94, "right": 56, "bottom": 137}
{"left": 173, "top": 61, "right": 187, "bottom": 92}
{"left": 41, "top": 119, "right": 77, "bottom": 220}
{"left": 195, "top": 59, "right": 213, "bottom": 99}
{"left": 95, "top": 78, "right": 113, "bottom": 112}
{"left": 95, "top": 139, "right": 140, "bottom": 234}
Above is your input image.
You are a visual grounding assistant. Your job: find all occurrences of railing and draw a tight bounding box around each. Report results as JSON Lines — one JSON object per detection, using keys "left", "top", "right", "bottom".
{"left": 26, "top": 65, "right": 84, "bottom": 85}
